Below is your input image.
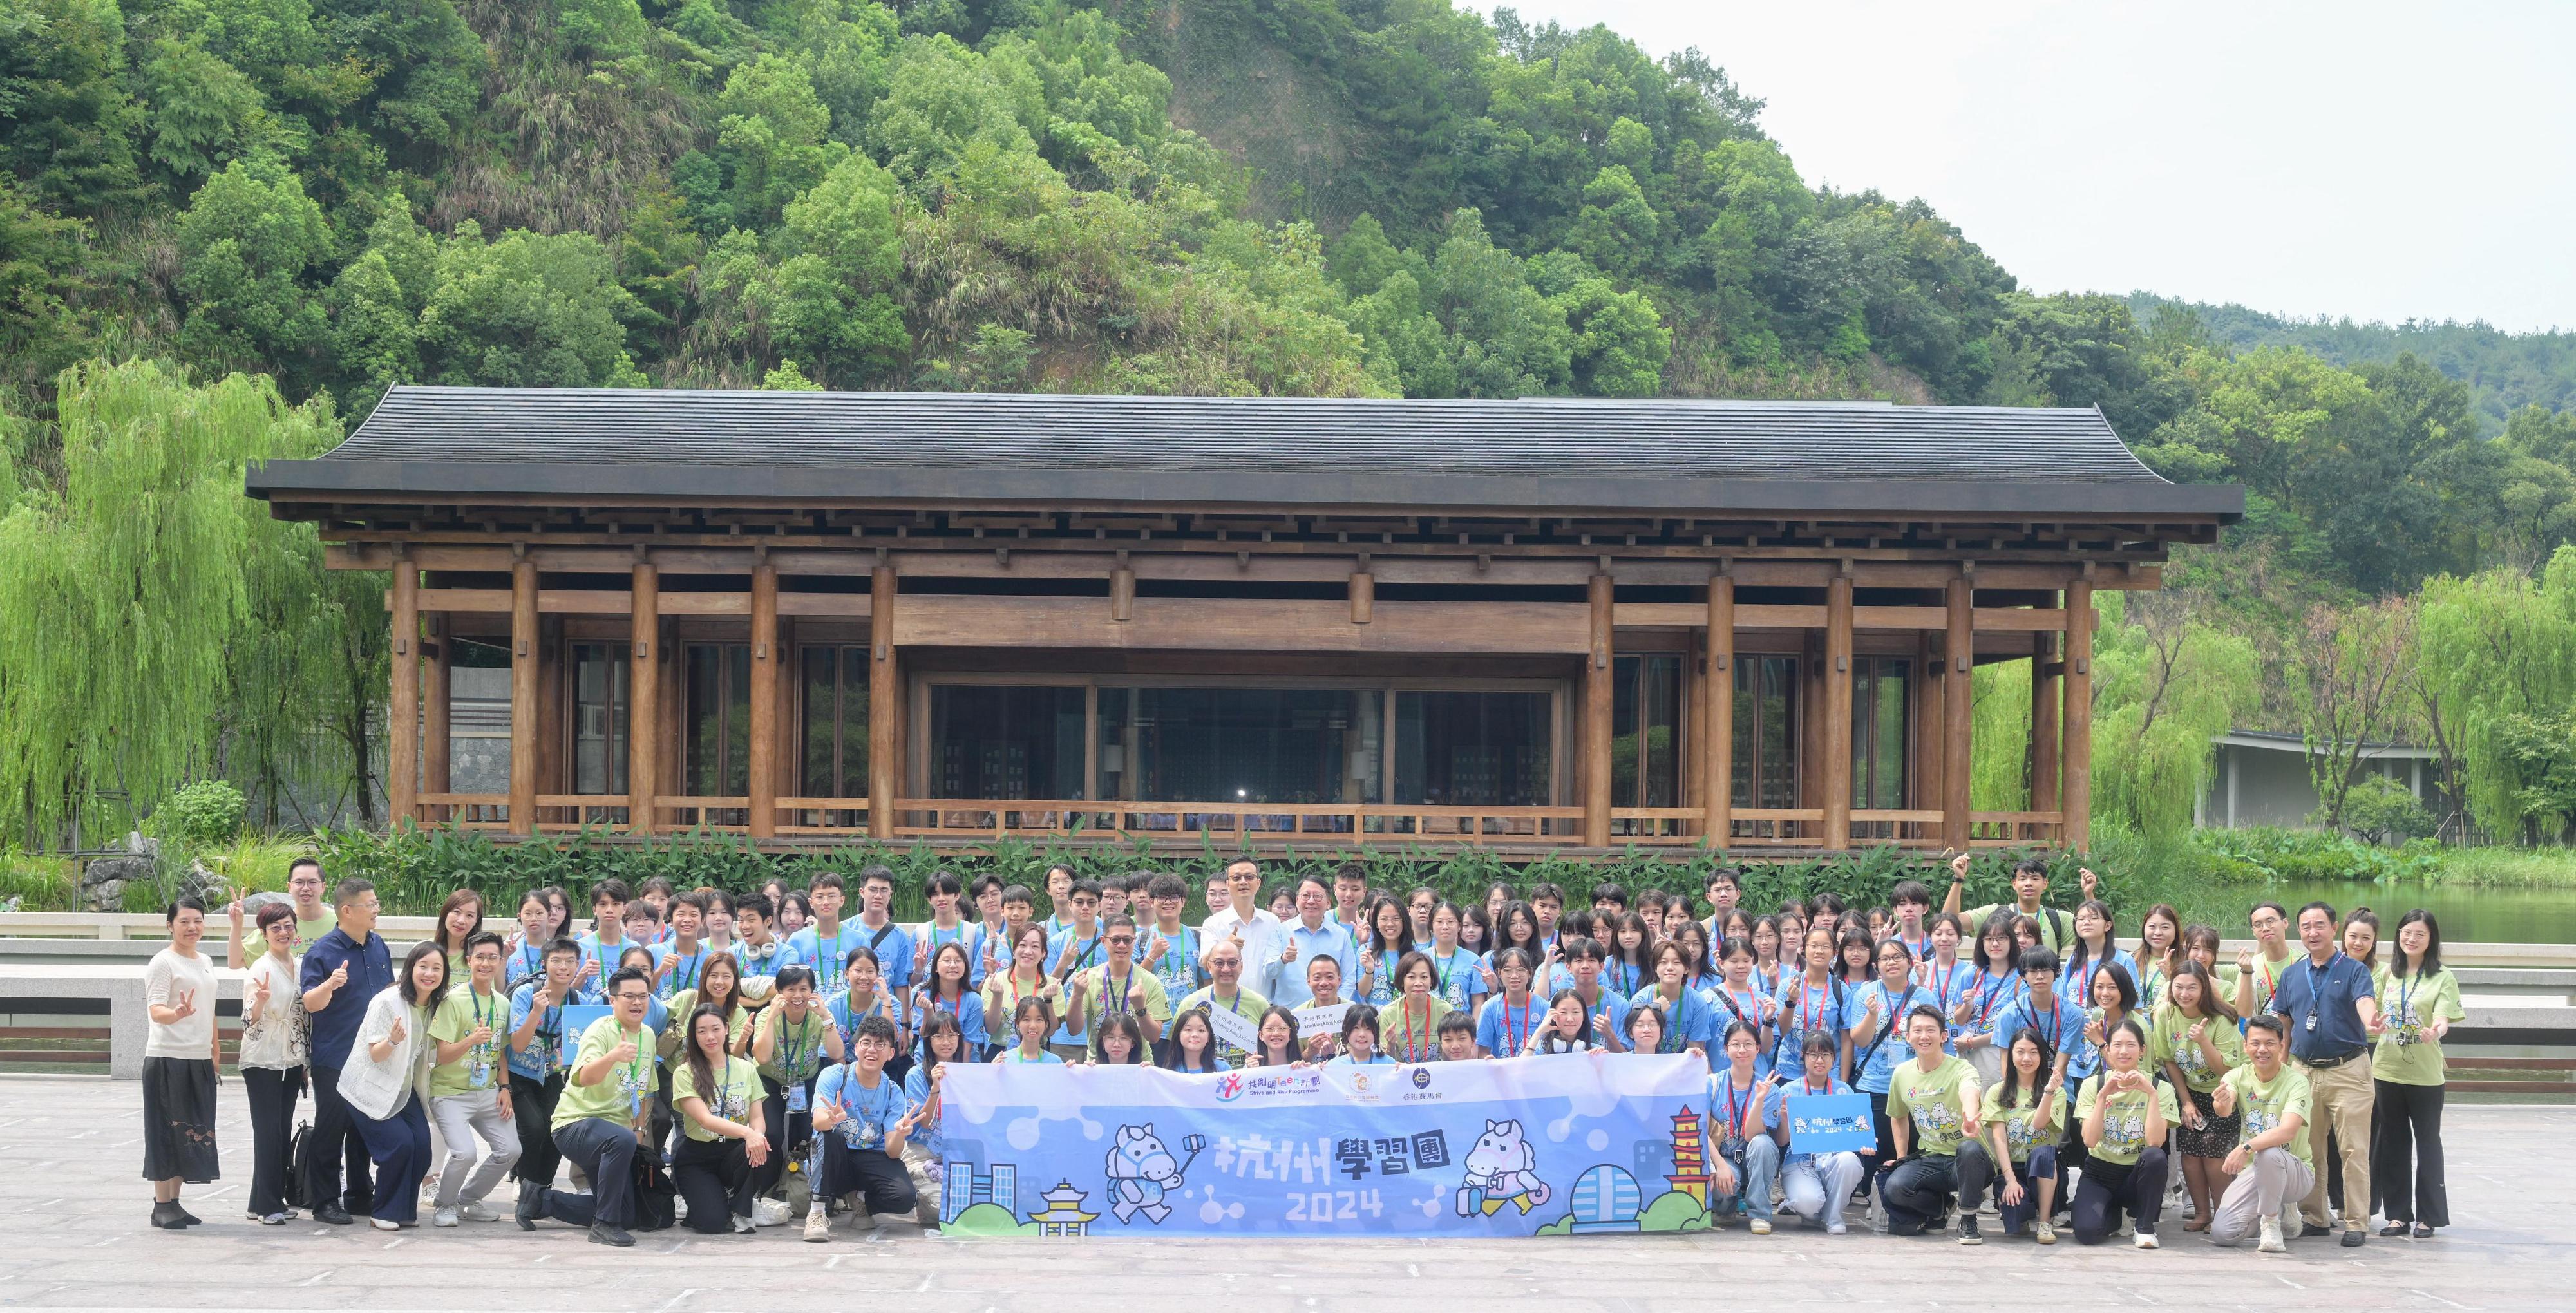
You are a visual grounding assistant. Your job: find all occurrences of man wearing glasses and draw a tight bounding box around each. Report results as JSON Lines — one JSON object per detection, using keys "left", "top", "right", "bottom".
{"left": 224, "top": 857, "right": 335, "bottom": 969}
{"left": 297, "top": 876, "right": 393, "bottom": 1225}
{"left": 1063, "top": 914, "right": 1170, "bottom": 1055}
{"left": 518, "top": 965, "right": 659, "bottom": 1246}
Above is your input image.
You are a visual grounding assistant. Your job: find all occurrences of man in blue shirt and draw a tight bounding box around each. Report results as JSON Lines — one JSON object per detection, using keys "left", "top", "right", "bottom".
{"left": 2265, "top": 901, "right": 2382, "bottom": 1245}
{"left": 297, "top": 876, "right": 392, "bottom": 1225}
{"left": 1256, "top": 875, "right": 1358, "bottom": 1008}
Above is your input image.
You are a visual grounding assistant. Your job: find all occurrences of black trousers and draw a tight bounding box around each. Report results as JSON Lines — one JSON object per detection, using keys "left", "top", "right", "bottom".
{"left": 2374, "top": 1079, "right": 2449, "bottom": 1227}
{"left": 1865, "top": 1093, "right": 1896, "bottom": 1196}
{"left": 508, "top": 1070, "right": 566, "bottom": 1185}
{"left": 528, "top": 1116, "right": 636, "bottom": 1229}
{"left": 1879, "top": 1141, "right": 1994, "bottom": 1234}
{"left": 242, "top": 1067, "right": 301, "bottom": 1216}
{"left": 817, "top": 1135, "right": 918, "bottom": 1216}
{"left": 2072, "top": 1148, "right": 2168, "bottom": 1243}
{"left": 672, "top": 1135, "right": 754, "bottom": 1232}
{"left": 753, "top": 1075, "right": 814, "bottom": 1198}
{"left": 304, "top": 1064, "right": 374, "bottom": 1213}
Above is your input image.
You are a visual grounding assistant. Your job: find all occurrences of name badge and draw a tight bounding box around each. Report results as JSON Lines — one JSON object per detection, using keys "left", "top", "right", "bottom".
{"left": 786, "top": 1084, "right": 809, "bottom": 1113}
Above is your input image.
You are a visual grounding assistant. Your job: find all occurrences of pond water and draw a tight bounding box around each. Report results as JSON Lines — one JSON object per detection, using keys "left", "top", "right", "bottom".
{"left": 2259, "top": 880, "right": 2576, "bottom": 945}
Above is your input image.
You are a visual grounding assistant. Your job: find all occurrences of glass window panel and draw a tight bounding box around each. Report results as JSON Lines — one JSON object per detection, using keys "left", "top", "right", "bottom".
{"left": 838, "top": 648, "right": 868, "bottom": 799}
{"left": 1611, "top": 655, "right": 1681, "bottom": 811}
{"left": 1732, "top": 656, "right": 1800, "bottom": 811}
{"left": 685, "top": 643, "right": 751, "bottom": 810}
{"left": 930, "top": 685, "right": 1086, "bottom": 800}
{"left": 800, "top": 645, "right": 837, "bottom": 796}
{"left": 1394, "top": 691, "right": 1551, "bottom": 806}
{"left": 1852, "top": 658, "right": 1911, "bottom": 811}
{"left": 1109, "top": 688, "right": 1375, "bottom": 805}
{"left": 570, "top": 643, "right": 629, "bottom": 796}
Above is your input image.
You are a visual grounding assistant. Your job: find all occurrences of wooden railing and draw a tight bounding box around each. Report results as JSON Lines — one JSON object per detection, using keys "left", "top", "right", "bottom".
{"left": 417, "top": 792, "right": 507, "bottom": 828}
{"left": 891, "top": 799, "right": 1585, "bottom": 844}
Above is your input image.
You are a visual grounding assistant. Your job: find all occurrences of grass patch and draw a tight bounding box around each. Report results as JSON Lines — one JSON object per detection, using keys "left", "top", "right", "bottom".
{"left": 0, "top": 853, "right": 79, "bottom": 911}
{"left": 2420, "top": 846, "right": 2576, "bottom": 888}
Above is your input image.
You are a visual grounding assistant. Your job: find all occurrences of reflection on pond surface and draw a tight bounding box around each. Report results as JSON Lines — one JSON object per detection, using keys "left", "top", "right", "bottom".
{"left": 2255, "top": 880, "right": 2576, "bottom": 945}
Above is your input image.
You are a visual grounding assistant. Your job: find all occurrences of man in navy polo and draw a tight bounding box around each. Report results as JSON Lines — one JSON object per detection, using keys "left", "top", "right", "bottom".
{"left": 298, "top": 876, "right": 393, "bottom": 1224}
{"left": 2264, "top": 901, "right": 2382, "bottom": 1245}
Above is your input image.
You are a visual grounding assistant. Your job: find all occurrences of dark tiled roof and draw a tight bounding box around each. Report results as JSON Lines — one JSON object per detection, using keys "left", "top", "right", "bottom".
{"left": 247, "top": 386, "right": 2244, "bottom": 517}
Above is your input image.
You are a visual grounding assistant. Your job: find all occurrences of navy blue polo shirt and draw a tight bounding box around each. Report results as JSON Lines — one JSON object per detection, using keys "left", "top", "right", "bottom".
{"left": 2265, "top": 950, "right": 2375, "bottom": 1063}
{"left": 300, "top": 927, "right": 393, "bottom": 1068}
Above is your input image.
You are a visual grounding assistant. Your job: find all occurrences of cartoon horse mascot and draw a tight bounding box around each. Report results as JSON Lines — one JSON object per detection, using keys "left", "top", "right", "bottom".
{"left": 1455, "top": 1119, "right": 1551, "bottom": 1217}
{"left": 1105, "top": 1123, "right": 1202, "bottom": 1225}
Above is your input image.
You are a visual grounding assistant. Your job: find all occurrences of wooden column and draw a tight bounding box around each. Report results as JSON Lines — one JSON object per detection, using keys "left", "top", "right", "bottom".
{"left": 1110, "top": 562, "right": 1135, "bottom": 622}
{"left": 748, "top": 561, "right": 779, "bottom": 838}
{"left": 1943, "top": 574, "right": 1975, "bottom": 852}
{"left": 1349, "top": 568, "right": 1374, "bottom": 625}
{"left": 1704, "top": 572, "right": 1735, "bottom": 847}
{"left": 2031, "top": 627, "right": 2061, "bottom": 816}
{"left": 868, "top": 564, "right": 898, "bottom": 837}
{"left": 388, "top": 559, "right": 419, "bottom": 828}
{"left": 422, "top": 612, "right": 451, "bottom": 823}
{"left": 1822, "top": 574, "right": 1854, "bottom": 850}
{"left": 1583, "top": 572, "right": 1614, "bottom": 847}
{"left": 2062, "top": 579, "right": 2095, "bottom": 851}
{"left": 508, "top": 554, "right": 538, "bottom": 833}
{"left": 628, "top": 561, "right": 659, "bottom": 833}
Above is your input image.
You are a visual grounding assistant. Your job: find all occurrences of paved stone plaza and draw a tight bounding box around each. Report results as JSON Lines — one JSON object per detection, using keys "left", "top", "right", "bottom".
{"left": 1, "top": 1076, "right": 2564, "bottom": 1310}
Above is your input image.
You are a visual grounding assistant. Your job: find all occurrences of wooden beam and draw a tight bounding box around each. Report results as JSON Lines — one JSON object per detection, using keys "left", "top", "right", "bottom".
{"left": 890, "top": 596, "right": 1590, "bottom": 654}
{"left": 422, "top": 612, "right": 450, "bottom": 821}
{"left": 1110, "top": 565, "right": 1134, "bottom": 622}
{"left": 1350, "top": 569, "right": 1374, "bottom": 625}
{"left": 2063, "top": 579, "right": 2095, "bottom": 851}
{"left": 508, "top": 555, "right": 538, "bottom": 833}
{"left": 1944, "top": 576, "right": 1973, "bottom": 852}
{"left": 2031, "top": 627, "right": 2061, "bottom": 814}
{"left": 1823, "top": 574, "right": 1853, "bottom": 851}
{"left": 629, "top": 562, "right": 659, "bottom": 834}
{"left": 1615, "top": 603, "right": 2071, "bottom": 631}
{"left": 388, "top": 561, "right": 419, "bottom": 828}
{"left": 1705, "top": 574, "right": 1734, "bottom": 848}
{"left": 748, "top": 562, "right": 779, "bottom": 839}
{"left": 869, "top": 565, "right": 898, "bottom": 838}
{"left": 1585, "top": 573, "right": 1614, "bottom": 847}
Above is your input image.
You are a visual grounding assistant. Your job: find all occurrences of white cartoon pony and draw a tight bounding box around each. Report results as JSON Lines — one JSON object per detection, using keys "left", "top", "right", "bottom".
{"left": 1454, "top": 1118, "right": 1550, "bottom": 1216}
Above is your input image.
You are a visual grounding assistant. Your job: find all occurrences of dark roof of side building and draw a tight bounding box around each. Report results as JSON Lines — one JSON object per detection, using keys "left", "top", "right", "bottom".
{"left": 244, "top": 386, "right": 2244, "bottom": 518}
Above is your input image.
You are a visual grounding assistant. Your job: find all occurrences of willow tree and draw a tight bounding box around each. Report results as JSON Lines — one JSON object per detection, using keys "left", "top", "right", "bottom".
{"left": 2416, "top": 548, "right": 2576, "bottom": 842}
{"left": 0, "top": 360, "right": 342, "bottom": 847}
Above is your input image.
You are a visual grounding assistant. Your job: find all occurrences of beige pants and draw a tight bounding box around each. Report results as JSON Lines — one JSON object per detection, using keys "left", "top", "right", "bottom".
{"left": 2298, "top": 1057, "right": 2376, "bottom": 1231}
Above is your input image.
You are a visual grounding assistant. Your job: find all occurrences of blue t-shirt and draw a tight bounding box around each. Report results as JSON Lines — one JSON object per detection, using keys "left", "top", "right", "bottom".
{"left": 1770, "top": 976, "right": 1848, "bottom": 1078}
{"left": 1706, "top": 983, "right": 1777, "bottom": 1081}
{"left": 912, "top": 988, "right": 989, "bottom": 1061}
{"left": 1914, "top": 959, "right": 1980, "bottom": 1035}
{"left": 2266, "top": 951, "right": 2378, "bottom": 1063}
{"left": 570, "top": 933, "right": 638, "bottom": 1003}
{"left": 1325, "top": 1052, "right": 1397, "bottom": 1072}
{"left": 1477, "top": 994, "right": 1546, "bottom": 1057}
{"left": 650, "top": 941, "right": 715, "bottom": 999}
{"left": 996, "top": 1046, "right": 1065, "bottom": 1064}
{"left": 826, "top": 989, "right": 903, "bottom": 1057}
{"left": 1708, "top": 1068, "right": 1767, "bottom": 1162}
{"left": 2063, "top": 944, "right": 2140, "bottom": 1010}
{"left": 782, "top": 923, "right": 866, "bottom": 983}
{"left": 1958, "top": 967, "right": 2025, "bottom": 1041}
{"left": 1849, "top": 980, "right": 1938, "bottom": 1094}
{"left": 901, "top": 1063, "right": 945, "bottom": 1159}
{"left": 1425, "top": 947, "right": 1486, "bottom": 1012}
{"left": 1993, "top": 994, "right": 2088, "bottom": 1079}
{"left": 916, "top": 921, "right": 985, "bottom": 988}
{"left": 815, "top": 1063, "right": 909, "bottom": 1152}
{"left": 506, "top": 978, "right": 567, "bottom": 1081}
{"left": 505, "top": 939, "right": 549, "bottom": 990}
{"left": 730, "top": 936, "right": 790, "bottom": 983}
{"left": 1627, "top": 984, "right": 1719, "bottom": 1064}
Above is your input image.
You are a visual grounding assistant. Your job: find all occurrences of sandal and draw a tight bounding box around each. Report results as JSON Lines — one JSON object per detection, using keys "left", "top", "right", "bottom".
{"left": 2379, "top": 1222, "right": 2410, "bottom": 1237}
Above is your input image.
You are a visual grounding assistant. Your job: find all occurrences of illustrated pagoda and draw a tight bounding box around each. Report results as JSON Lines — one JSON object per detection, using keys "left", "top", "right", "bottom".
{"left": 1666, "top": 1106, "right": 1710, "bottom": 1205}
{"left": 1028, "top": 1179, "right": 1101, "bottom": 1236}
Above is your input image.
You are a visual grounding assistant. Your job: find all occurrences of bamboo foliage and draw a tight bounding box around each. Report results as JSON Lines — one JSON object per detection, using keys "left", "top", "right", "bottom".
{"left": 0, "top": 361, "right": 343, "bottom": 847}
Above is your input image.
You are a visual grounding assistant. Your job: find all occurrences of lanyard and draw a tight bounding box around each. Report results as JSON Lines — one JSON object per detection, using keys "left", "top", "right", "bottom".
{"left": 1719, "top": 1076, "right": 1756, "bottom": 1144}
{"left": 2023, "top": 997, "right": 2061, "bottom": 1044}
{"left": 1796, "top": 980, "right": 1832, "bottom": 1035}
{"left": 1501, "top": 997, "right": 1535, "bottom": 1054}
{"left": 1721, "top": 986, "right": 1763, "bottom": 1026}
{"left": 2302, "top": 957, "right": 2338, "bottom": 1034}
{"left": 714, "top": 1060, "right": 739, "bottom": 1115}
{"left": 1654, "top": 988, "right": 1690, "bottom": 1052}
{"left": 1976, "top": 970, "right": 2013, "bottom": 1026}
{"left": 2394, "top": 970, "right": 2421, "bottom": 1023}
{"left": 1801, "top": 1077, "right": 1834, "bottom": 1097}
{"left": 779, "top": 1013, "right": 815, "bottom": 1075}
{"left": 1392, "top": 998, "right": 1435, "bottom": 1061}
{"left": 1102, "top": 967, "right": 1133, "bottom": 1014}
{"left": 667, "top": 948, "right": 703, "bottom": 993}
{"left": 1926, "top": 961, "right": 1957, "bottom": 1014}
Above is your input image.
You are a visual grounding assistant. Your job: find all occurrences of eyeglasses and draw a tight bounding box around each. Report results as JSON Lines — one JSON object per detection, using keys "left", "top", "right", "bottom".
{"left": 611, "top": 991, "right": 649, "bottom": 1003}
{"left": 343, "top": 900, "right": 379, "bottom": 911}
{"left": 1106, "top": 936, "right": 1135, "bottom": 947}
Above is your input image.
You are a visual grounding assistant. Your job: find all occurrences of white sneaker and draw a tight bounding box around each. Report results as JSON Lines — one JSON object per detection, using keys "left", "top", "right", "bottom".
{"left": 1826, "top": 1222, "right": 1847, "bottom": 1236}
{"left": 2280, "top": 1210, "right": 2305, "bottom": 1242}
{"left": 431, "top": 1207, "right": 459, "bottom": 1228}
{"left": 1750, "top": 1218, "right": 1772, "bottom": 1235}
{"left": 802, "top": 1211, "right": 830, "bottom": 1243}
{"left": 2034, "top": 1219, "right": 2056, "bottom": 1245}
{"left": 732, "top": 1215, "right": 757, "bottom": 1234}
{"left": 2258, "top": 1217, "right": 2286, "bottom": 1254}
{"left": 370, "top": 1216, "right": 401, "bottom": 1232}
{"left": 458, "top": 1202, "right": 500, "bottom": 1223}
{"left": 2134, "top": 1231, "right": 2159, "bottom": 1250}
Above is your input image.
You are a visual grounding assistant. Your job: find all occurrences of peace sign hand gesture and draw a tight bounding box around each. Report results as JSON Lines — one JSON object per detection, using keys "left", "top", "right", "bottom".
{"left": 169, "top": 988, "right": 198, "bottom": 1021}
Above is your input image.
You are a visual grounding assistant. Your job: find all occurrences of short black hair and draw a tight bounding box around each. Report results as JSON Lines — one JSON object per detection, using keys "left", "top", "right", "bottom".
{"left": 591, "top": 878, "right": 633, "bottom": 905}
{"left": 332, "top": 878, "right": 376, "bottom": 910}
{"left": 773, "top": 965, "right": 817, "bottom": 992}
{"left": 544, "top": 936, "right": 583, "bottom": 963}
{"left": 2019, "top": 946, "right": 2060, "bottom": 977}
{"left": 464, "top": 929, "right": 507, "bottom": 957}
{"left": 2244, "top": 1014, "right": 2287, "bottom": 1042}
{"left": 857, "top": 865, "right": 893, "bottom": 891}
{"left": 1528, "top": 882, "right": 1566, "bottom": 906}
{"left": 853, "top": 1014, "right": 900, "bottom": 1047}
{"left": 604, "top": 965, "right": 650, "bottom": 997}
{"left": 2297, "top": 900, "right": 2340, "bottom": 929}
{"left": 165, "top": 894, "right": 206, "bottom": 925}
{"left": 924, "top": 871, "right": 962, "bottom": 898}
{"left": 735, "top": 893, "right": 775, "bottom": 922}
{"left": 1146, "top": 874, "right": 1188, "bottom": 901}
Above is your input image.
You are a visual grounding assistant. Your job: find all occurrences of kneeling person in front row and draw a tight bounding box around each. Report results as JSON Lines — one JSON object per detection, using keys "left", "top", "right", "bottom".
{"left": 806, "top": 1014, "right": 924, "bottom": 1240}
{"left": 516, "top": 966, "right": 658, "bottom": 1247}
{"left": 2206, "top": 1015, "right": 2315, "bottom": 1254}
{"left": 1880, "top": 1005, "right": 1993, "bottom": 1243}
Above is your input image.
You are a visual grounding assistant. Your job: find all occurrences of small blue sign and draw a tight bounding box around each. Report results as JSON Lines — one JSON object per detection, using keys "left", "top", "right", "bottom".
{"left": 1785, "top": 1092, "right": 1875, "bottom": 1155}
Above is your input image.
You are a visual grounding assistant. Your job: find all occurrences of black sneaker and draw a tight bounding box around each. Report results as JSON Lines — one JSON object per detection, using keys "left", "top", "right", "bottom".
{"left": 171, "top": 1205, "right": 202, "bottom": 1227}
{"left": 149, "top": 1202, "right": 186, "bottom": 1231}
{"left": 314, "top": 1203, "right": 354, "bottom": 1225}
{"left": 589, "top": 1222, "right": 636, "bottom": 1247}
{"left": 1958, "top": 1216, "right": 1983, "bottom": 1245}
{"left": 2340, "top": 1228, "right": 2365, "bottom": 1247}
{"left": 515, "top": 1185, "right": 543, "bottom": 1231}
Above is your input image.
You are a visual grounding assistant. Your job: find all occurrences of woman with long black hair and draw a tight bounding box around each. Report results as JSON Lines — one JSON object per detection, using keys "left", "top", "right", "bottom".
{"left": 2373, "top": 909, "right": 2463, "bottom": 1238}
{"left": 2155, "top": 958, "right": 2242, "bottom": 1231}
{"left": 2072, "top": 1017, "right": 2175, "bottom": 1248}
{"left": 670, "top": 1003, "right": 766, "bottom": 1234}
{"left": 1980, "top": 1028, "right": 2063, "bottom": 1242}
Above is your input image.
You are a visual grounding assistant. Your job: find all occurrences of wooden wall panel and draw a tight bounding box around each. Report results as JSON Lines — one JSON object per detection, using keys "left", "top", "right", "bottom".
{"left": 891, "top": 596, "right": 1591, "bottom": 654}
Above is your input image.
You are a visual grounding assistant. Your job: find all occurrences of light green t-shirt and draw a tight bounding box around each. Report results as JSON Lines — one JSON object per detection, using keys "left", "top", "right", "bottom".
{"left": 672, "top": 1053, "right": 764, "bottom": 1143}
{"left": 1176, "top": 985, "right": 1270, "bottom": 1067}
{"left": 2372, "top": 967, "right": 2465, "bottom": 1088}
{"left": 2220, "top": 1063, "right": 2313, "bottom": 1170}
{"left": 553, "top": 1017, "right": 657, "bottom": 1131}
{"left": 1978, "top": 1079, "right": 2067, "bottom": 1164}
{"left": 2074, "top": 1072, "right": 2179, "bottom": 1166}
{"left": 1887, "top": 1053, "right": 1979, "bottom": 1158}
{"left": 428, "top": 982, "right": 511, "bottom": 1097}
{"left": 2150, "top": 1005, "right": 2242, "bottom": 1093}
{"left": 760, "top": 1006, "right": 833, "bottom": 1084}
{"left": 658, "top": 989, "right": 753, "bottom": 1061}
{"left": 238, "top": 912, "right": 337, "bottom": 965}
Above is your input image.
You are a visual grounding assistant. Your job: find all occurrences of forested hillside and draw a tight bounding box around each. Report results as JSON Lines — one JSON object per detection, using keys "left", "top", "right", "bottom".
{"left": 8, "top": 0, "right": 2576, "bottom": 848}
{"left": 2130, "top": 294, "right": 2576, "bottom": 428}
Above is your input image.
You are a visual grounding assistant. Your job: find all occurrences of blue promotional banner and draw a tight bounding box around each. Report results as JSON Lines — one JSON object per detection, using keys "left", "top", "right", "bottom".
{"left": 1784, "top": 1092, "right": 1875, "bottom": 1155}
{"left": 938, "top": 1053, "right": 1712, "bottom": 1237}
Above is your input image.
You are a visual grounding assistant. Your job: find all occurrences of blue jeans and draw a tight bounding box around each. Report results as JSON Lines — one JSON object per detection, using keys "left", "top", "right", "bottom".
{"left": 1998, "top": 1144, "right": 2059, "bottom": 1234}
{"left": 1736, "top": 1136, "right": 1781, "bottom": 1221}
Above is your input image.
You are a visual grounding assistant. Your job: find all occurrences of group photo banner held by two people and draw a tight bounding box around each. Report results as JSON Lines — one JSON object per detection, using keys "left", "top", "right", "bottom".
{"left": 936, "top": 1053, "right": 1716, "bottom": 1237}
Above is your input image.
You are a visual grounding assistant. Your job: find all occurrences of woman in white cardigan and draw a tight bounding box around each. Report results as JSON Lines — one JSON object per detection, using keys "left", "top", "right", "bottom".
{"left": 340, "top": 941, "right": 444, "bottom": 1229}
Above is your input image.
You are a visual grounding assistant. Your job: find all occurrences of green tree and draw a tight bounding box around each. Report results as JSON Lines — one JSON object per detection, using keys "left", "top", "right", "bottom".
{"left": 0, "top": 0, "right": 145, "bottom": 213}
{"left": 2415, "top": 551, "right": 2576, "bottom": 842}
{"left": 1564, "top": 164, "right": 1657, "bottom": 279}
{"left": 741, "top": 152, "right": 908, "bottom": 385}
{"left": 175, "top": 153, "right": 335, "bottom": 375}
{"left": 416, "top": 221, "right": 647, "bottom": 388}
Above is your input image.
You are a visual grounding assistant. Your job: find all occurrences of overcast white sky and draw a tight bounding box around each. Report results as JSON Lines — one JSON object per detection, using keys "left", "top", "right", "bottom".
{"left": 1469, "top": 1, "right": 2574, "bottom": 332}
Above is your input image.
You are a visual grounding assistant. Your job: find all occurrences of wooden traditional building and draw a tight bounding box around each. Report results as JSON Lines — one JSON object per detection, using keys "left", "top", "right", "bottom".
{"left": 246, "top": 387, "right": 2242, "bottom": 854}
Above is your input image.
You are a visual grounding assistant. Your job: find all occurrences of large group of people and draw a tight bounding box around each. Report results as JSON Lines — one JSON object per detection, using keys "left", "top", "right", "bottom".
{"left": 136, "top": 851, "right": 2466, "bottom": 1254}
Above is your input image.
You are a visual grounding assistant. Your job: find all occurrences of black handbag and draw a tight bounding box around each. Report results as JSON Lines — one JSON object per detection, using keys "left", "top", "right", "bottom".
{"left": 630, "top": 1149, "right": 677, "bottom": 1231}
{"left": 285, "top": 1119, "right": 314, "bottom": 1211}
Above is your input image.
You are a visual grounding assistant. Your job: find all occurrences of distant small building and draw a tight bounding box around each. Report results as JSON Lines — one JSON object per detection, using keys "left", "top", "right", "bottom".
{"left": 2198, "top": 730, "right": 2436, "bottom": 830}
{"left": 1028, "top": 1180, "right": 1099, "bottom": 1236}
